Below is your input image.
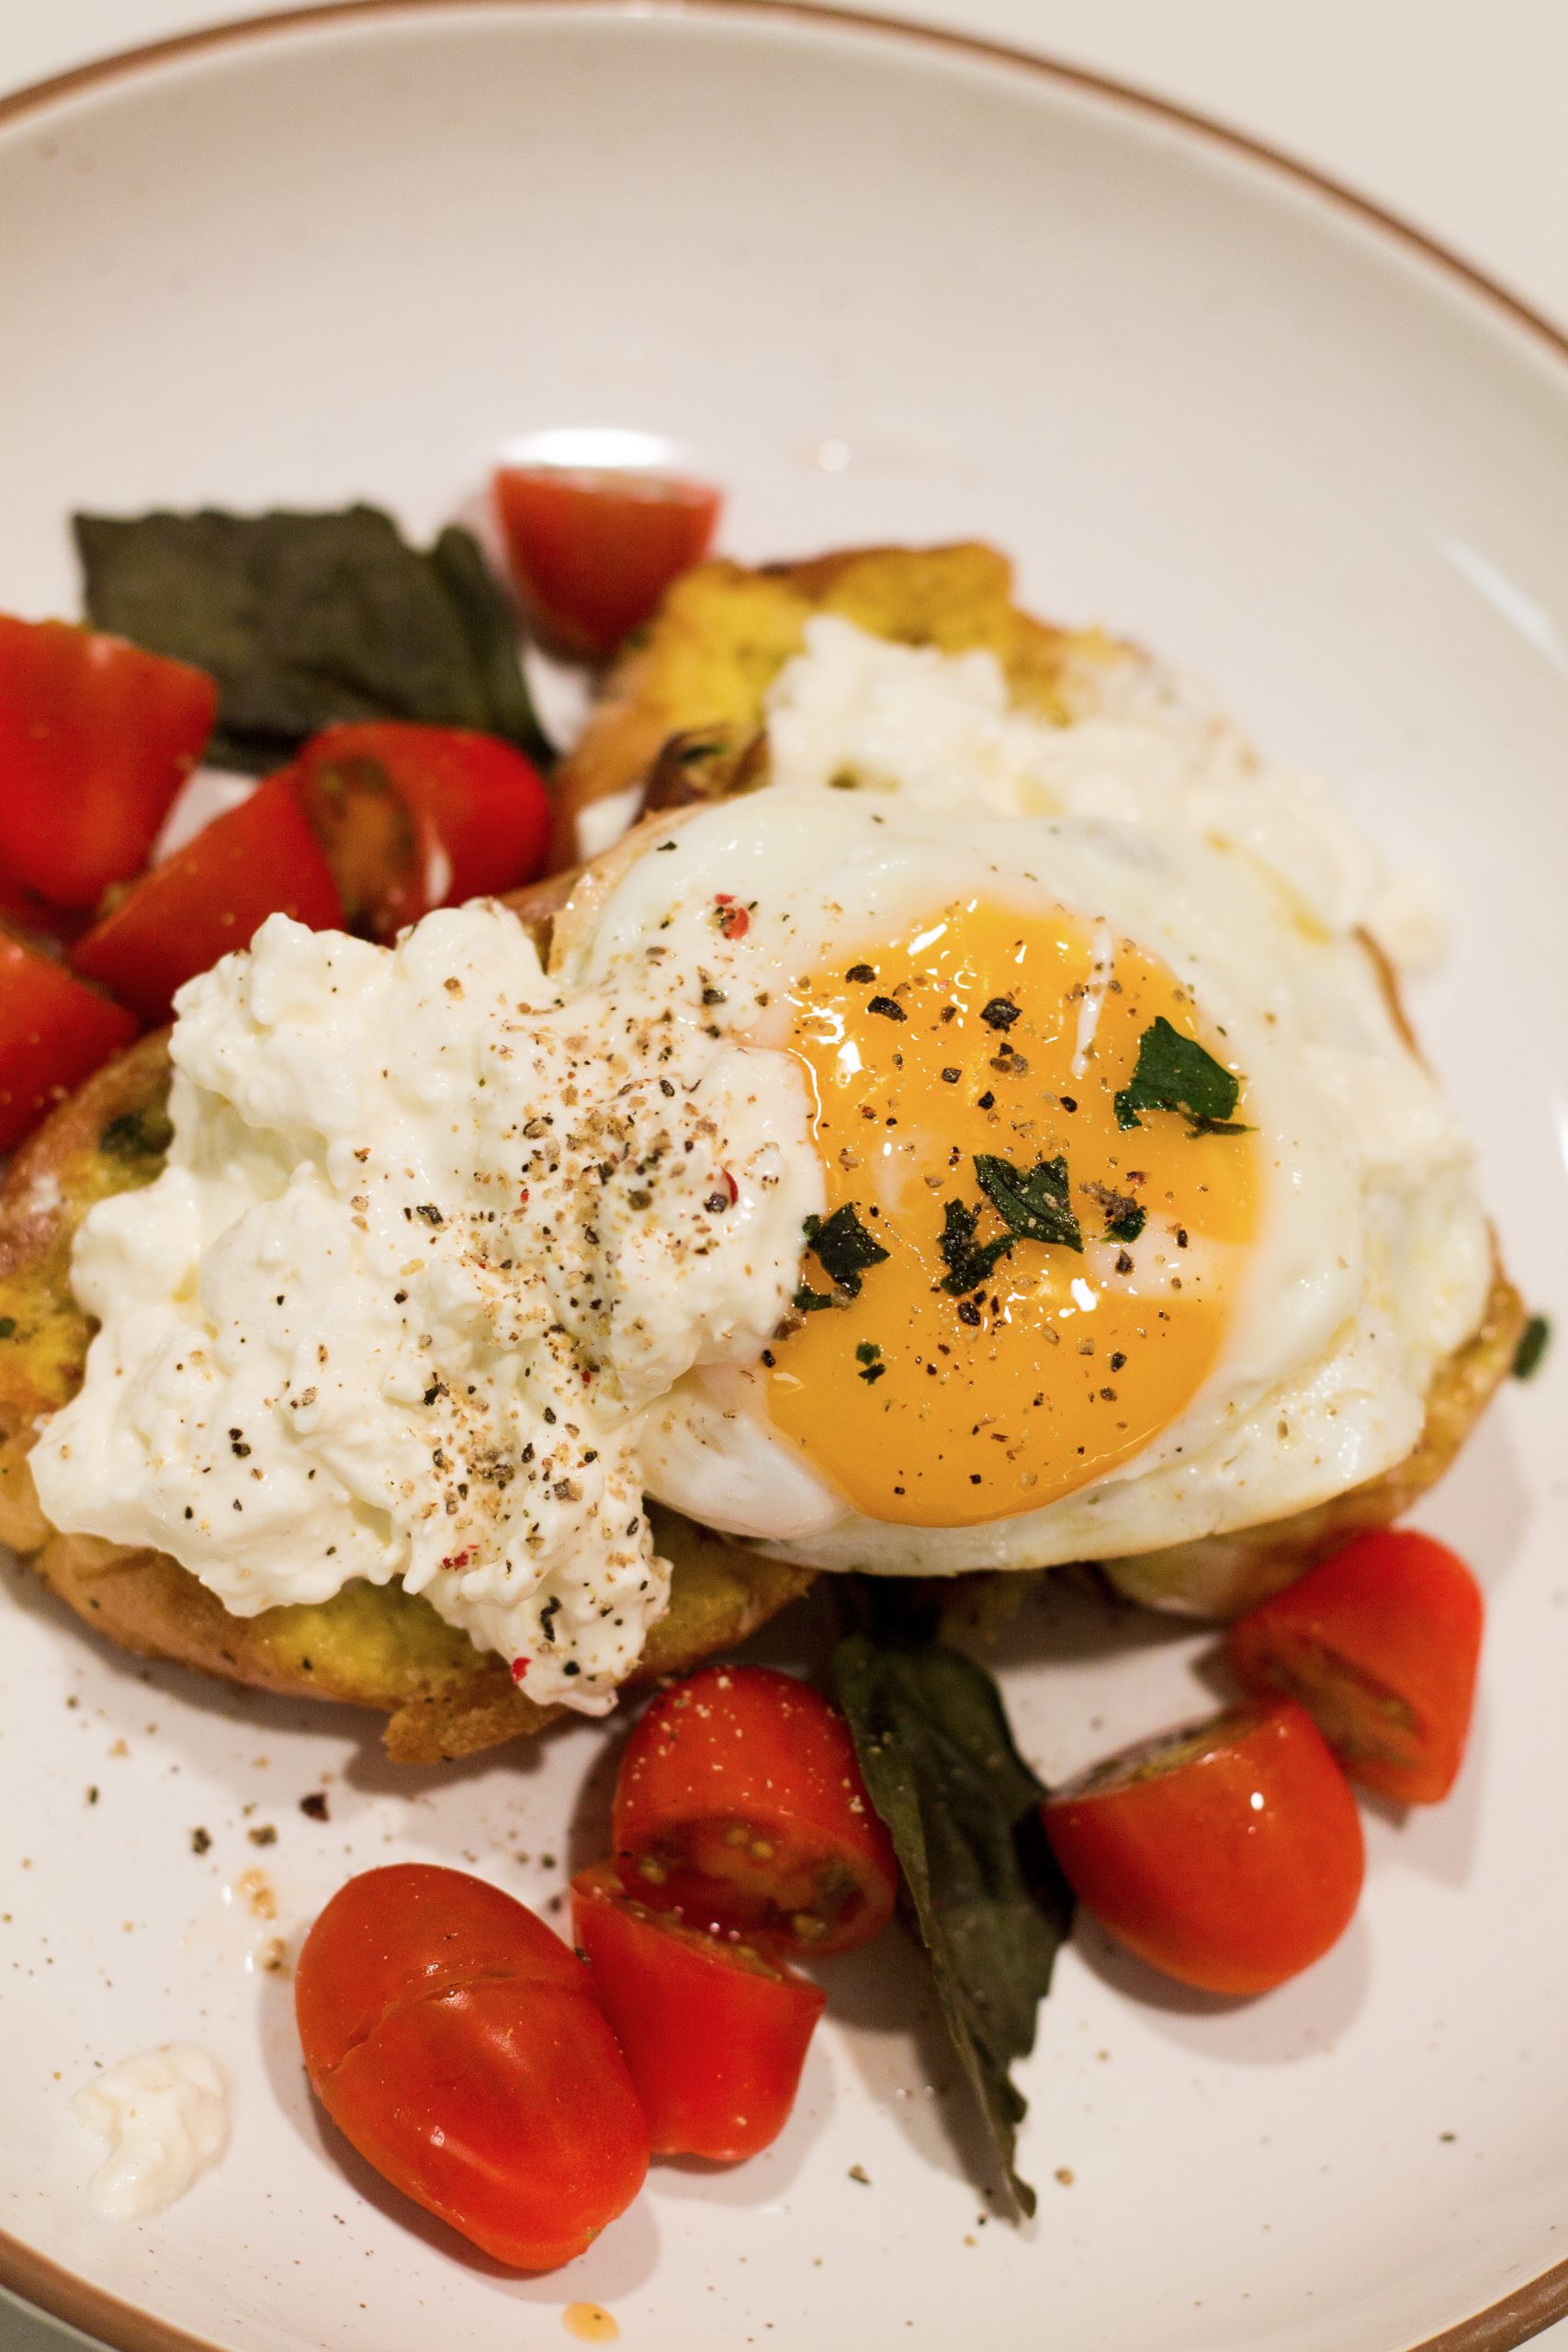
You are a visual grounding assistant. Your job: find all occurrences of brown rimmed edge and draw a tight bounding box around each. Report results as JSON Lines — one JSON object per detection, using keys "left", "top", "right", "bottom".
{"left": 0, "top": 6, "right": 1565, "bottom": 2349}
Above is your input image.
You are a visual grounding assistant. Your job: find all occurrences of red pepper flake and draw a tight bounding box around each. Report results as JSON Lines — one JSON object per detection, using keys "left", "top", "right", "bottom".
{"left": 724, "top": 1169, "right": 739, "bottom": 1204}
{"left": 440, "top": 1549, "right": 472, "bottom": 1570}
{"left": 713, "top": 893, "right": 750, "bottom": 941}
{"left": 519, "top": 1187, "right": 530, "bottom": 1204}
{"left": 510, "top": 1657, "right": 530, "bottom": 1683}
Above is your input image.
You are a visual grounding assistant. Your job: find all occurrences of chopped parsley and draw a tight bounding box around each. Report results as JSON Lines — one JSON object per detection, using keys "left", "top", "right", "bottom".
{"left": 855, "top": 1340, "right": 887, "bottom": 1385}
{"left": 793, "top": 1283, "right": 840, "bottom": 1314}
{"left": 804, "top": 1204, "right": 890, "bottom": 1299}
{"left": 1080, "top": 1180, "right": 1145, "bottom": 1244}
{"left": 1514, "top": 1313, "right": 1551, "bottom": 1381}
{"left": 938, "top": 1198, "right": 1012, "bottom": 1296}
{"left": 1113, "top": 1016, "right": 1248, "bottom": 1136}
{"left": 0, "top": 1317, "right": 15, "bottom": 1342}
{"left": 975, "top": 1153, "right": 1083, "bottom": 1254}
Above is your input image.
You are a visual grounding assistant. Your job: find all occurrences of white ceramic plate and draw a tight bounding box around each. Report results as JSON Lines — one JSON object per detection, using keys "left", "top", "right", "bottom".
{"left": 3, "top": 7, "right": 1568, "bottom": 2348}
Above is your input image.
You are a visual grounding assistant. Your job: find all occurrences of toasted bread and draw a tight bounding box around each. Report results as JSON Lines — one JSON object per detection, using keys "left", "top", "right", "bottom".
{"left": 552, "top": 541, "right": 1122, "bottom": 861}
{"left": 0, "top": 545, "right": 1522, "bottom": 1759}
{"left": 0, "top": 881, "right": 812, "bottom": 1762}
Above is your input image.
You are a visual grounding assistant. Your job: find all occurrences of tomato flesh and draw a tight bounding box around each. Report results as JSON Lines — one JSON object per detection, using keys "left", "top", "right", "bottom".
{"left": 1227, "top": 1528, "right": 1483, "bottom": 1804}
{"left": 71, "top": 772, "right": 344, "bottom": 1023}
{"left": 1043, "top": 1701, "right": 1364, "bottom": 1997}
{"left": 296, "top": 1864, "right": 649, "bottom": 2272}
{"left": 0, "top": 933, "right": 140, "bottom": 1152}
{"left": 572, "top": 1862, "right": 824, "bottom": 2161}
{"left": 493, "top": 466, "right": 721, "bottom": 661}
{"left": 0, "top": 615, "right": 215, "bottom": 908}
{"left": 290, "top": 723, "right": 551, "bottom": 940}
{"left": 612, "top": 1665, "right": 897, "bottom": 1957}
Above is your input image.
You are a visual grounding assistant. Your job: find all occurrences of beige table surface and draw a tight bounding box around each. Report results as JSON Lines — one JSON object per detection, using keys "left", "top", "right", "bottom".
{"left": 0, "top": 3, "right": 1564, "bottom": 2346}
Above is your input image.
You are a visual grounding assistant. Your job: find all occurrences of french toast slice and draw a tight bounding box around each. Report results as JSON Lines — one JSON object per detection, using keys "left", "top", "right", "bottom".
{"left": 0, "top": 544, "right": 1523, "bottom": 1752}
{"left": 0, "top": 885, "right": 811, "bottom": 1763}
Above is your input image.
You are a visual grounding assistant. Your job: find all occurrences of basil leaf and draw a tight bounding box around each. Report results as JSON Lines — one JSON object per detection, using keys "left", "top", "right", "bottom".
{"left": 74, "top": 504, "right": 552, "bottom": 775}
{"left": 833, "top": 1628, "right": 1074, "bottom": 2219}
{"left": 1113, "top": 1014, "right": 1247, "bottom": 1135}
{"left": 804, "top": 1204, "right": 888, "bottom": 1297}
{"left": 974, "top": 1152, "right": 1083, "bottom": 1253}
{"left": 938, "top": 1198, "right": 1012, "bottom": 1296}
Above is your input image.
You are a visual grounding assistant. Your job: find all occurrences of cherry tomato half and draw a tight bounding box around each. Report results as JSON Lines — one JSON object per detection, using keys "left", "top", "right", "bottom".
{"left": 493, "top": 466, "right": 721, "bottom": 661}
{"left": 0, "top": 933, "right": 140, "bottom": 1152}
{"left": 1043, "top": 1702, "right": 1364, "bottom": 1997}
{"left": 571, "top": 1861, "right": 824, "bottom": 2161}
{"left": 290, "top": 723, "right": 552, "bottom": 941}
{"left": 296, "top": 1863, "right": 649, "bottom": 2272}
{"left": 612, "top": 1665, "right": 897, "bottom": 1957}
{"left": 1227, "top": 1528, "right": 1483, "bottom": 1804}
{"left": 71, "top": 772, "right": 344, "bottom": 1023}
{"left": 0, "top": 615, "right": 216, "bottom": 908}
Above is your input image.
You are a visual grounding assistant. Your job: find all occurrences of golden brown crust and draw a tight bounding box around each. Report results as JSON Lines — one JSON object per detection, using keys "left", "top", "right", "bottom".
{"left": 27, "top": 1510, "right": 816, "bottom": 1764}
{"left": 0, "top": 542, "right": 1522, "bottom": 1741}
{"left": 1105, "top": 1252, "right": 1526, "bottom": 1619}
{"left": 550, "top": 541, "right": 1120, "bottom": 863}
{"left": 0, "top": 876, "right": 812, "bottom": 1759}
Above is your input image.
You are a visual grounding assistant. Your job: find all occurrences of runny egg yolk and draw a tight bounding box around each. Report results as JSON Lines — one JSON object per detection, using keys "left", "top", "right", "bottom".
{"left": 764, "top": 896, "right": 1259, "bottom": 1526}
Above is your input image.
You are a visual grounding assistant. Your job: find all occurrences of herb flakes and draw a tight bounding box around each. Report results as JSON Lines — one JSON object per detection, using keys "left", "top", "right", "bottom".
{"left": 938, "top": 1198, "right": 1012, "bottom": 1297}
{"left": 804, "top": 1204, "right": 889, "bottom": 1299}
{"left": 1514, "top": 1313, "right": 1551, "bottom": 1381}
{"left": 974, "top": 1153, "right": 1083, "bottom": 1254}
{"left": 1114, "top": 1016, "right": 1248, "bottom": 1136}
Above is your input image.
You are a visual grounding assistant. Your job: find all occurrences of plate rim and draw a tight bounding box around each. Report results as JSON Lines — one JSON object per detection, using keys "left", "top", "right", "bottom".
{"left": 0, "top": 6, "right": 1563, "bottom": 2348}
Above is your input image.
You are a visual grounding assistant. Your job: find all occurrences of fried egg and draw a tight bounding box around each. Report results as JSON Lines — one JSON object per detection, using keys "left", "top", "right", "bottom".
{"left": 575, "top": 617, "right": 1492, "bottom": 1577}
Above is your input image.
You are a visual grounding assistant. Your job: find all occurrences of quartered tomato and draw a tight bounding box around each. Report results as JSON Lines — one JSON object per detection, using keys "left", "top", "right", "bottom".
{"left": 0, "top": 615, "right": 215, "bottom": 908}
{"left": 290, "top": 723, "right": 551, "bottom": 940}
{"left": 1227, "top": 1528, "right": 1483, "bottom": 1804}
{"left": 493, "top": 466, "right": 721, "bottom": 661}
{"left": 571, "top": 1862, "right": 824, "bottom": 2161}
{"left": 71, "top": 773, "right": 344, "bottom": 1023}
{"left": 1043, "top": 1701, "right": 1364, "bottom": 1997}
{"left": 0, "top": 933, "right": 140, "bottom": 1152}
{"left": 612, "top": 1665, "right": 897, "bottom": 1957}
{"left": 296, "top": 1864, "right": 649, "bottom": 2272}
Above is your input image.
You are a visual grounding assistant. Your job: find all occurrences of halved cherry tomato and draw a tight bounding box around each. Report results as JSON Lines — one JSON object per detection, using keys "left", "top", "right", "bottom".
{"left": 0, "top": 616, "right": 215, "bottom": 908}
{"left": 0, "top": 933, "right": 140, "bottom": 1152}
{"left": 572, "top": 1861, "right": 824, "bottom": 2161}
{"left": 493, "top": 466, "right": 721, "bottom": 661}
{"left": 1043, "top": 1701, "right": 1364, "bottom": 1997}
{"left": 1227, "top": 1528, "right": 1483, "bottom": 1804}
{"left": 612, "top": 1665, "right": 897, "bottom": 1957}
{"left": 70, "top": 773, "right": 344, "bottom": 1023}
{"left": 290, "top": 723, "right": 552, "bottom": 940}
{"left": 296, "top": 1863, "right": 649, "bottom": 2272}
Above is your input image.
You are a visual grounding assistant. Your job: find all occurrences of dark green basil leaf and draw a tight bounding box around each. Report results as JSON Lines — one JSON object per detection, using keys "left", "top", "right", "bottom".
{"left": 74, "top": 504, "right": 552, "bottom": 775}
{"left": 974, "top": 1152, "right": 1083, "bottom": 1253}
{"left": 937, "top": 1197, "right": 1012, "bottom": 1296}
{"left": 803, "top": 1204, "right": 889, "bottom": 1297}
{"left": 832, "top": 1628, "right": 1074, "bottom": 2219}
{"left": 1113, "top": 1014, "right": 1247, "bottom": 1135}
